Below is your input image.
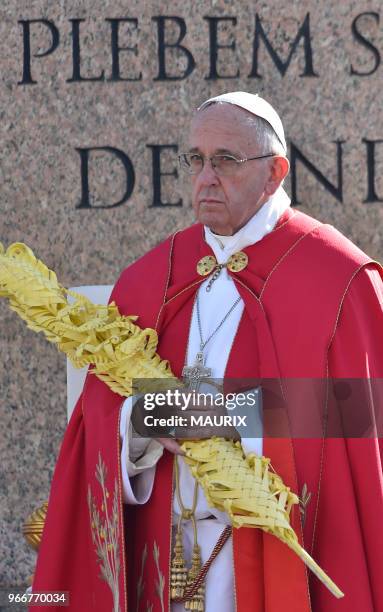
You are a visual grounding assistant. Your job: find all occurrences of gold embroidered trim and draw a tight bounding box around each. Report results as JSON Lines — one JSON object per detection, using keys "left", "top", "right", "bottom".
{"left": 259, "top": 224, "right": 322, "bottom": 302}
{"left": 311, "top": 261, "right": 373, "bottom": 556}
{"left": 299, "top": 484, "right": 312, "bottom": 528}
{"left": 137, "top": 544, "right": 148, "bottom": 609}
{"left": 88, "top": 453, "right": 121, "bottom": 612}
{"left": 117, "top": 400, "right": 128, "bottom": 612}
{"left": 155, "top": 232, "right": 179, "bottom": 332}
{"left": 153, "top": 541, "right": 166, "bottom": 612}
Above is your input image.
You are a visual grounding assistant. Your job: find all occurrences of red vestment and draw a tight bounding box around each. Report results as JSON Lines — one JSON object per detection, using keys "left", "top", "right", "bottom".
{"left": 31, "top": 209, "right": 383, "bottom": 612}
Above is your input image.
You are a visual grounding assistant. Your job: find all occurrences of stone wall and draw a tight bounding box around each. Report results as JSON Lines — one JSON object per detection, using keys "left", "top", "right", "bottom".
{"left": 1, "top": 0, "right": 382, "bottom": 594}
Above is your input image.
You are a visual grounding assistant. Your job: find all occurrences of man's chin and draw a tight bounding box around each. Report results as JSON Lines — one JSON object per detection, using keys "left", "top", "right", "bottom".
{"left": 198, "top": 210, "right": 227, "bottom": 232}
{"left": 203, "top": 221, "right": 224, "bottom": 234}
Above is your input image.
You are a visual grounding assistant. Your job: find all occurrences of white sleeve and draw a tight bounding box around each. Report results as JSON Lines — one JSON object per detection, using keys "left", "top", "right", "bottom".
{"left": 235, "top": 387, "right": 263, "bottom": 457}
{"left": 120, "top": 397, "right": 164, "bottom": 505}
{"left": 241, "top": 437, "right": 263, "bottom": 457}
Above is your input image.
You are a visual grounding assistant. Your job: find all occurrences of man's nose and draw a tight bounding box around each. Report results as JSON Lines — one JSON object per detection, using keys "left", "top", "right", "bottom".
{"left": 195, "top": 159, "right": 220, "bottom": 186}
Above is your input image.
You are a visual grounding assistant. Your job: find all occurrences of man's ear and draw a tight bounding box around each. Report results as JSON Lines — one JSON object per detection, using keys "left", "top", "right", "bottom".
{"left": 265, "top": 156, "right": 290, "bottom": 196}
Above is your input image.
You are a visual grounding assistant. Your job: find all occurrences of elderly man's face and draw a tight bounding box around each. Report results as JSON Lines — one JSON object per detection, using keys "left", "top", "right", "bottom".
{"left": 189, "top": 104, "right": 288, "bottom": 236}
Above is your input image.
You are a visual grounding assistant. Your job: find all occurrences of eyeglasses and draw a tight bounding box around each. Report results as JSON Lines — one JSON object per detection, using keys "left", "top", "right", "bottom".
{"left": 178, "top": 152, "right": 276, "bottom": 176}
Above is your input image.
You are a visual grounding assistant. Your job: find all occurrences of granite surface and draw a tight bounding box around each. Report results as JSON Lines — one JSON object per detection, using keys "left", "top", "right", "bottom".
{"left": 1, "top": 0, "right": 383, "bottom": 588}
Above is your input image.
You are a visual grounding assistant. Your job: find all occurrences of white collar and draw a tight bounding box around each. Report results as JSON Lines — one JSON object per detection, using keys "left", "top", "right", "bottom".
{"left": 204, "top": 186, "right": 291, "bottom": 264}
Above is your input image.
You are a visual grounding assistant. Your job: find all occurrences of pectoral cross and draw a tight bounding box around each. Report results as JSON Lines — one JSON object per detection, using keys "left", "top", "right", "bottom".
{"left": 182, "top": 351, "right": 212, "bottom": 391}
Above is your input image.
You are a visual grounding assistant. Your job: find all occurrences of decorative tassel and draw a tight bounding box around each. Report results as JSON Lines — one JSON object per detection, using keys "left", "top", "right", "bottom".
{"left": 185, "top": 544, "right": 205, "bottom": 611}
{"left": 170, "top": 529, "right": 188, "bottom": 599}
{"left": 22, "top": 502, "right": 48, "bottom": 551}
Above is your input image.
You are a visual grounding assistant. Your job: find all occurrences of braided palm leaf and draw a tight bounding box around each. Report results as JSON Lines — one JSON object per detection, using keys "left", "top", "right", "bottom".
{"left": 0, "top": 242, "right": 174, "bottom": 396}
{"left": 181, "top": 437, "right": 343, "bottom": 598}
{"left": 0, "top": 242, "right": 343, "bottom": 598}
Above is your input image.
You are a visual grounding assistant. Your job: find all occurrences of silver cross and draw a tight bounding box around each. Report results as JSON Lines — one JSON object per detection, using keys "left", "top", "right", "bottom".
{"left": 182, "top": 352, "right": 212, "bottom": 391}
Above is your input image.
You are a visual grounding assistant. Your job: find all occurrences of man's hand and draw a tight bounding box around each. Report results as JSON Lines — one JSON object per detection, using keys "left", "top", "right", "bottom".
{"left": 155, "top": 437, "right": 185, "bottom": 455}
{"left": 131, "top": 389, "right": 240, "bottom": 455}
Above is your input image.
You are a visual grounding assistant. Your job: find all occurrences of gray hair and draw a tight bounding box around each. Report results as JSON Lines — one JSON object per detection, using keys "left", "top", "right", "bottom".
{"left": 243, "top": 114, "right": 286, "bottom": 156}
{"left": 197, "top": 100, "right": 286, "bottom": 156}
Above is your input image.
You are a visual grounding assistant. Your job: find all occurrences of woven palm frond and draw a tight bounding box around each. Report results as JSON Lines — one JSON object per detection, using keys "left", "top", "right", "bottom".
{"left": 0, "top": 242, "right": 175, "bottom": 396}
{"left": 181, "top": 437, "right": 343, "bottom": 598}
{"left": 0, "top": 242, "right": 343, "bottom": 598}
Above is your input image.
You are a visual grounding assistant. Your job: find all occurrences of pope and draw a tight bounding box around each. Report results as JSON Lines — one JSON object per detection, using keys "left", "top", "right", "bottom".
{"left": 29, "top": 92, "right": 383, "bottom": 612}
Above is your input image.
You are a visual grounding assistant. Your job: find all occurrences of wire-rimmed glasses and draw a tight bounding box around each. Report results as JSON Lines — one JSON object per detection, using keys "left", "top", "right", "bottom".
{"left": 178, "top": 152, "right": 276, "bottom": 176}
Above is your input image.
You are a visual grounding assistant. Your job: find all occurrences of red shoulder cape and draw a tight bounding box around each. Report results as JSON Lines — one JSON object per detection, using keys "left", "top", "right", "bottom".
{"left": 32, "top": 210, "right": 383, "bottom": 612}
